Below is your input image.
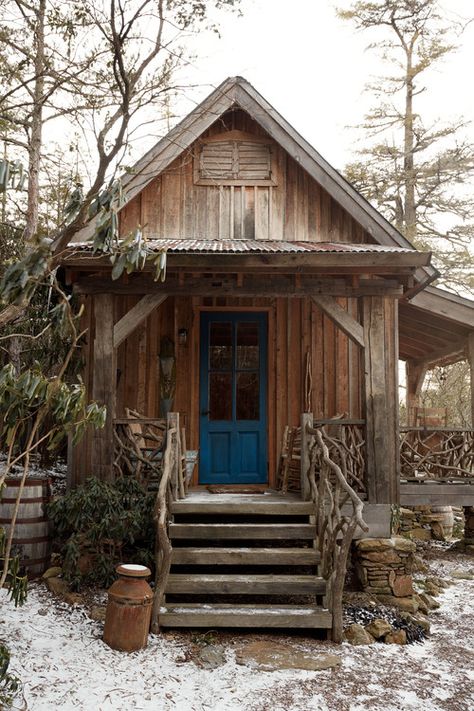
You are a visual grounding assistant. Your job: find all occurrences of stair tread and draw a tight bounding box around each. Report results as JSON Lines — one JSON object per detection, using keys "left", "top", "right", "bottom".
{"left": 169, "top": 523, "right": 316, "bottom": 539}
{"left": 168, "top": 573, "right": 323, "bottom": 581}
{"left": 159, "top": 603, "right": 332, "bottom": 628}
{"left": 166, "top": 573, "right": 326, "bottom": 594}
{"left": 171, "top": 547, "right": 320, "bottom": 565}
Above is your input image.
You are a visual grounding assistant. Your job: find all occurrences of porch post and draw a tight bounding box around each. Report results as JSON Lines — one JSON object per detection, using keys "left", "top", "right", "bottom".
{"left": 405, "top": 360, "right": 427, "bottom": 426}
{"left": 362, "top": 296, "right": 399, "bottom": 504}
{"left": 91, "top": 293, "right": 116, "bottom": 482}
{"left": 468, "top": 332, "right": 474, "bottom": 428}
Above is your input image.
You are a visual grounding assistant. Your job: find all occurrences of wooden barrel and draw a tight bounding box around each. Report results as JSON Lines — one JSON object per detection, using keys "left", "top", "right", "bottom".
{"left": 0, "top": 478, "right": 52, "bottom": 576}
{"left": 431, "top": 506, "right": 454, "bottom": 540}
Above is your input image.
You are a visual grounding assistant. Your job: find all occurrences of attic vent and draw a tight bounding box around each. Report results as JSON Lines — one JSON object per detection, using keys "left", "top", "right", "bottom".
{"left": 195, "top": 139, "right": 275, "bottom": 185}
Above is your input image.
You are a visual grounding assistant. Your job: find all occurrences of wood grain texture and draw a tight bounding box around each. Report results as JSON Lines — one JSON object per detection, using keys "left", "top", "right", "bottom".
{"left": 363, "top": 297, "right": 399, "bottom": 504}
{"left": 117, "top": 110, "right": 377, "bottom": 245}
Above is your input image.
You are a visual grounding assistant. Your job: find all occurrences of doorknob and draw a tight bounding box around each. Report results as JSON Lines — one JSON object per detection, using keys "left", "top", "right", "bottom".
{"left": 201, "top": 409, "right": 210, "bottom": 416}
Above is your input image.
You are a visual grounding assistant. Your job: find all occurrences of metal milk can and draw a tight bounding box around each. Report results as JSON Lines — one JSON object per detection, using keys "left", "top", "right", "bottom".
{"left": 103, "top": 564, "right": 153, "bottom": 652}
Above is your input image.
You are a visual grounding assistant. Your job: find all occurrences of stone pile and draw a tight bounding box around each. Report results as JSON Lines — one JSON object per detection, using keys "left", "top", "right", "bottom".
{"left": 399, "top": 506, "right": 454, "bottom": 541}
{"left": 354, "top": 537, "right": 417, "bottom": 611}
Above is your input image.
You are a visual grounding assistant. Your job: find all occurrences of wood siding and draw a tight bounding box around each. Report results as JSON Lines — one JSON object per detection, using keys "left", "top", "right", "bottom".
{"left": 71, "top": 295, "right": 363, "bottom": 487}
{"left": 118, "top": 110, "right": 370, "bottom": 244}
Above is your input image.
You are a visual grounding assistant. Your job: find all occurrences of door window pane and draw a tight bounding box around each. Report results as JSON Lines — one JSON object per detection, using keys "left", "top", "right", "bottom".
{"left": 236, "top": 372, "right": 259, "bottom": 420}
{"left": 210, "top": 322, "right": 232, "bottom": 370}
{"left": 209, "top": 373, "right": 232, "bottom": 420}
{"left": 237, "top": 322, "right": 259, "bottom": 370}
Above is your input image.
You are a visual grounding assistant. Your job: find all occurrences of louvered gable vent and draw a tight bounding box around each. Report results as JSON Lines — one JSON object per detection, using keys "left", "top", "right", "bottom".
{"left": 196, "top": 139, "right": 274, "bottom": 185}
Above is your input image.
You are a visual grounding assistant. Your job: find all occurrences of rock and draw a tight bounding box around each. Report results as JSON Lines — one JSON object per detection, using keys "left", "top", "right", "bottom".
{"left": 406, "top": 528, "right": 431, "bottom": 541}
{"left": 235, "top": 641, "right": 341, "bottom": 671}
{"left": 63, "top": 592, "right": 84, "bottom": 606}
{"left": 355, "top": 539, "right": 394, "bottom": 552}
{"left": 37, "top": 608, "right": 48, "bottom": 616}
{"left": 385, "top": 630, "right": 407, "bottom": 645}
{"left": 413, "top": 614, "right": 431, "bottom": 634}
{"left": 365, "top": 619, "right": 392, "bottom": 639}
{"left": 451, "top": 569, "right": 474, "bottom": 581}
{"left": 392, "top": 575, "right": 414, "bottom": 598}
{"left": 424, "top": 581, "right": 441, "bottom": 597}
{"left": 376, "top": 595, "right": 419, "bottom": 614}
{"left": 419, "top": 592, "right": 440, "bottom": 610}
{"left": 412, "top": 555, "right": 428, "bottom": 574}
{"left": 89, "top": 605, "right": 107, "bottom": 622}
{"left": 42, "top": 566, "right": 62, "bottom": 580}
{"left": 344, "top": 623, "right": 375, "bottom": 646}
{"left": 46, "top": 576, "right": 69, "bottom": 597}
{"left": 431, "top": 522, "right": 447, "bottom": 541}
{"left": 362, "top": 550, "right": 401, "bottom": 565}
{"left": 400, "top": 508, "right": 416, "bottom": 519}
{"left": 392, "top": 537, "right": 416, "bottom": 553}
{"left": 197, "top": 645, "right": 227, "bottom": 670}
{"left": 426, "top": 576, "right": 449, "bottom": 589}
{"left": 365, "top": 586, "right": 393, "bottom": 595}
{"left": 413, "top": 594, "right": 429, "bottom": 615}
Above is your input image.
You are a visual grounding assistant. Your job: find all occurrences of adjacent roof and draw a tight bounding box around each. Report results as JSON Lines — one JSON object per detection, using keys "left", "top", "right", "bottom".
{"left": 400, "top": 286, "right": 474, "bottom": 365}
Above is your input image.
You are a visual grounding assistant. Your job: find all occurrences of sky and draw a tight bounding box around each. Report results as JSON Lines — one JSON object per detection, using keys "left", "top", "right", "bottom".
{"left": 174, "top": 0, "right": 474, "bottom": 172}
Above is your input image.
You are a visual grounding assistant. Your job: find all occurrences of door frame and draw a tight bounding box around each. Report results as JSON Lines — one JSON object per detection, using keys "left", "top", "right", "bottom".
{"left": 197, "top": 307, "right": 271, "bottom": 487}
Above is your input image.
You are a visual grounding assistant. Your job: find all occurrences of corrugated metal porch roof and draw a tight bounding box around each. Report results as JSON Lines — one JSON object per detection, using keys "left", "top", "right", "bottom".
{"left": 141, "top": 239, "right": 419, "bottom": 254}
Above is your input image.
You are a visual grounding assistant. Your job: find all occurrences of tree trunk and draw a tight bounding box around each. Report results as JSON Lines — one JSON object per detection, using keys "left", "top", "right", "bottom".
{"left": 24, "top": 0, "right": 46, "bottom": 244}
{"left": 403, "top": 48, "right": 417, "bottom": 244}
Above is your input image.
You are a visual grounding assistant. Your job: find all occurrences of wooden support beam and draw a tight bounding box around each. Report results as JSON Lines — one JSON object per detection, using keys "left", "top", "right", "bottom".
{"left": 311, "top": 295, "right": 365, "bottom": 348}
{"left": 113, "top": 294, "right": 167, "bottom": 348}
{"left": 64, "top": 248, "right": 431, "bottom": 271}
{"left": 363, "top": 296, "right": 399, "bottom": 504}
{"left": 91, "top": 294, "right": 116, "bottom": 482}
{"left": 468, "top": 332, "right": 474, "bottom": 428}
{"left": 405, "top": 360, "right": 427, "bottom": 426}
{"left": 74, "top": 275, "right": 403, "bottom": 299}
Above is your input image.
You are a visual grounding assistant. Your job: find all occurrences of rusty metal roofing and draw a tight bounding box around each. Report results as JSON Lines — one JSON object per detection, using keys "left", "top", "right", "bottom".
{"left": 139, "top": 239, "right": 419, "bottom": 254}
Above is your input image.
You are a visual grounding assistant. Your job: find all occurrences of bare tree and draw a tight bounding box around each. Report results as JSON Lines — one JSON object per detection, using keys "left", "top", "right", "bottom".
{"left": 0, "top": 0, "right": 240, "bottom": 327}
{"left": 338, "top": 0, "right": 474, "bottom": 293}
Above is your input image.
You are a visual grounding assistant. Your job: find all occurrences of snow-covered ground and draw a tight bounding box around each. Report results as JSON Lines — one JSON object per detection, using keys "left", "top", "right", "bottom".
{"left": 1, "top": 546, "right": 473, "bottom": 711}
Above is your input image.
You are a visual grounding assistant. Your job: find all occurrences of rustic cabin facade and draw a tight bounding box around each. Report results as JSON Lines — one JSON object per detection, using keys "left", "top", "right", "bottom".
{"left": 62, "top": 77, "right": 474, "bottom": 636}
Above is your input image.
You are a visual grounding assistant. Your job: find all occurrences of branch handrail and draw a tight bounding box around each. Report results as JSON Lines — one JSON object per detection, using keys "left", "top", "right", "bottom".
{"left": 150, "top": 412, "right": 186, "bottom": 633}
{"left": 302, "top": 413, "right": 368, "bottom": 643}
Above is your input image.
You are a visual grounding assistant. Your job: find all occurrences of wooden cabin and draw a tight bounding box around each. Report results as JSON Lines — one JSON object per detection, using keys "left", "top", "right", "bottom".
{"left": 62, "top": 77, "right": 474, "bottom": 634}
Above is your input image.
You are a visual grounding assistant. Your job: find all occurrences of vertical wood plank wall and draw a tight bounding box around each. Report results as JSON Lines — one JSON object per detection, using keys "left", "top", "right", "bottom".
{"left": 71, "top": 295, "right": 363, "bottom": 486}
{"left": 118, "top": 110, "right": 370, "bottom": 245}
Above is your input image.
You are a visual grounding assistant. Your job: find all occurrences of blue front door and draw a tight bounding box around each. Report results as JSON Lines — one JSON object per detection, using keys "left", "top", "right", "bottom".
{"left": 199, "top": 312, "right": 267, "bottom": 484}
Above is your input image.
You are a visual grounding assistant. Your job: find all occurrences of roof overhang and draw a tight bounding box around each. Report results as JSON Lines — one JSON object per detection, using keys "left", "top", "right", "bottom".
{"left": 400, "top": 286, "right": 474, "bottom": 366}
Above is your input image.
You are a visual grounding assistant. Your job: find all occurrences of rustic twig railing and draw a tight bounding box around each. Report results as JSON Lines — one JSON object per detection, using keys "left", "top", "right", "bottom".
{"left": 400, "top": 427, "right": 474, "bottom": 481}
{"left": 113, "top": 413, "right": 166, "bottom": 486}
{"left": 302, "top": 413, "right": 368, "bottom": 643}
{"left": 150, "top": 412, "right": 185, "bottom": 633}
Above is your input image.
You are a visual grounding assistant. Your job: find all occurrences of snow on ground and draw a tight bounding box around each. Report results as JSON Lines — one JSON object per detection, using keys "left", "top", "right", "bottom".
{"left": 1, "top": 546, "right": 474, "bottom": 711}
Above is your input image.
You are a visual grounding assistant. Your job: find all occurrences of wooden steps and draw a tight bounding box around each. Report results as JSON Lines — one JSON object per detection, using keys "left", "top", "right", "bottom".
{"left": 160, "top": 604, "right": 332, "bottom": 629}
{"left": 160, "top": 490, "right": 331, "bottom": 631}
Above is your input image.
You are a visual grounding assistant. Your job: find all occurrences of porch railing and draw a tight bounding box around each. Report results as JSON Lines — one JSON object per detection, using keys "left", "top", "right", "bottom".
{"left": 400, "top": 427, "right": 474, "bottom": 481}
{"left": 301, "top": 413, "right": 368, "bottom": 643}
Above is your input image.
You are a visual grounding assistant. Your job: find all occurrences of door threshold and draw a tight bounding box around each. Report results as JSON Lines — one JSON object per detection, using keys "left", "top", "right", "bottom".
{"left": 195, "top": 484, "right": 270, "bottom": 494}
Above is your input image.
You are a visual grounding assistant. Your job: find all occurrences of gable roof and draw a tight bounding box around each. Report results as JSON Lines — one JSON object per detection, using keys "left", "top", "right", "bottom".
{"left": 69, "top": 76, "right": 437, "bottom": 288}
